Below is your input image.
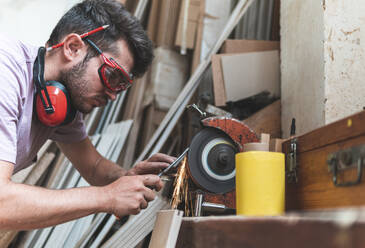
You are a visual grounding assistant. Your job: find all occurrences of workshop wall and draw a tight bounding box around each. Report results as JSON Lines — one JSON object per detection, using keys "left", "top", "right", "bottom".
{"left": 281, "top": 0, "right": 325, "bottom": 138}
{"left": 323, "top": 0, "right": 365, "bottom": 125}
{"left": 281, "top": 0, "right": 365, "bottom": 138}
{"left": 0, "top": 0, "right": 80, "bottom": 46}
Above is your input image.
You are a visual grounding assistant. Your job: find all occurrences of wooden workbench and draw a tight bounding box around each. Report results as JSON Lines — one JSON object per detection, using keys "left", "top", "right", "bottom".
{"left": 175, "top": 208, "right": 365, "bottom": 248}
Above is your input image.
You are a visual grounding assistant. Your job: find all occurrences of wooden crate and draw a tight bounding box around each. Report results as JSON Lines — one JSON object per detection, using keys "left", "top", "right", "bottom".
{"left": 283, "top": 110, "right": 365, "bottom": 211}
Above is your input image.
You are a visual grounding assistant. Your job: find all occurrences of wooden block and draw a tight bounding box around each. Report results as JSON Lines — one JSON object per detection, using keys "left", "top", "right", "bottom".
{"left": 221, "top": 39, "right": 280, "bottom": 54}
{"left": 269, "top": 139, "right": 285, "bottom": 153}
{"left": 242, "top": 100, "right": 281, "bottom": 138}
{"left": 149, "top": 210, "right": 183, "bottom": 248}
{"left": 244, "top": 142, "right": 269, "bottom": 152}
{"left": 260, "top": 133, "right": 270, "bottom": 144}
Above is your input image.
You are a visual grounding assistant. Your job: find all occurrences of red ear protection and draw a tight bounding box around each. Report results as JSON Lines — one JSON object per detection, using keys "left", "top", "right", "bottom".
{"left": 33, "top": 47, "right": 76, "bottom": 127}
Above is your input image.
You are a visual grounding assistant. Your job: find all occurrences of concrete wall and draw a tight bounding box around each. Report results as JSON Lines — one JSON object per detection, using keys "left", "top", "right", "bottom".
{"left": 281, "top": 0, "right": 325, "bottom": 137}
{"left": 323, "top": 0, "right": 365, "bottom": 124}
{"left": 281, "top": 0, "right": 365, "bottom": 138}
{"left": 0, "top": 0, "right": 80, "bottom": 46}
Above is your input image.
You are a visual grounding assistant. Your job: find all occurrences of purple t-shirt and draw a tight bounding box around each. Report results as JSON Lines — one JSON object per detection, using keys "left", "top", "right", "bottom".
{"left": 0, "top": 35, "right": 87, "bottom": 173}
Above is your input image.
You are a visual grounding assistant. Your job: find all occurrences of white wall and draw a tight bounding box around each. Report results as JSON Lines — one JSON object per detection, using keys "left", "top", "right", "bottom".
{"left": 324, "top": 0, "right": 365, "bottom": 124}
{"left": 281, "top": 0, "right": 365, "bottom": 138}
{"left": 0, "top": 0, "right": 81, "bottom": 46}
{"left": 281, "top": 0, "right": 325, "bottom": 137}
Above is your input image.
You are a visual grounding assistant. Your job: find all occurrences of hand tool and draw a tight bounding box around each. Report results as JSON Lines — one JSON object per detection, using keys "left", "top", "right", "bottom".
{"left": 158, "top": 147, "right": 189, "bottom": 177}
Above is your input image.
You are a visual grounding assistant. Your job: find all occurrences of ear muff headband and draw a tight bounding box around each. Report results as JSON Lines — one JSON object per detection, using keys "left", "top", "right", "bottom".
{"left": 33, "top": 47, "right": 76, "bottom": 127}
{"left": 34, "top": 47, "right": 55, "bottom": 114}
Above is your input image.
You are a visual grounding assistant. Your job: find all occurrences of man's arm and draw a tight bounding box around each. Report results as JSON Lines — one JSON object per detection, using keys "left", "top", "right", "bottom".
{"left": 57, "top": 138, "right": 126, "bottom": 186}
{"left": 57, "top": 137, "right": 175, "bottom": 186}
{"left": 0, "top": 161, "right": 162, "bottom": 230}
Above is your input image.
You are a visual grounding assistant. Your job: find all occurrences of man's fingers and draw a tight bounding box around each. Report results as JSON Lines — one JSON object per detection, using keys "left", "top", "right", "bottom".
{"left": 141, "top": 175, "right": 163, "bottom": 192}
{"left": 148, "top": 153, "right": 175, "bottom": 163}
{"left": 140, "top": 198, "right": 148, "bottom": 209}
{"left": 138, "top": 162, "right": 170, "bottom": 174}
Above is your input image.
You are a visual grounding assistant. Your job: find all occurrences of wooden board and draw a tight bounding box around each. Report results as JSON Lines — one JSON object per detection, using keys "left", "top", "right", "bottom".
{"left": 221, "top": 39, "right": 280, "bottom": 54}
{"left": 242, "top": 100, "right": 281, "bottom": 138}
{"left": 283, "top": 110, "right": 365, "bottom": 211}
{"left": 211, "top": 54, "right": 227, "bottom": 106}
{"left": 175, "top": 0, "right": 201, "bottom": 49}
{"left": 149, "top": 210, "right": 183, "bottom": 248}
{"left": 221, "top": 50, "right": 280, "bottom": 103}
{"left": 213, "top": 40, "right": 280, "bottom": 106}
{"left": 176, "top": 214, "right": 365, "bottom": 248}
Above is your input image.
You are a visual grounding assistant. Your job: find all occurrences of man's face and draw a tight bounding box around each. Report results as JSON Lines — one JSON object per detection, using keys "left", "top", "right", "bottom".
{"left": 60, "top": 39, "right": 134, "bottom": 114}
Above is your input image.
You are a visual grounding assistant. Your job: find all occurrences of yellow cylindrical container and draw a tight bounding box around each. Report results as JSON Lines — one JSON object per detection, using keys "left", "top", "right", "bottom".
{"left": 235, "top": 151, "right": 285, "bottom": 216}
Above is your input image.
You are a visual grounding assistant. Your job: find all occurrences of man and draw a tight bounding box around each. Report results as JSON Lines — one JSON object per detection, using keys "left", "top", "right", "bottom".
{"left": 0, "top": 0, "right": 174, "bottom": 230}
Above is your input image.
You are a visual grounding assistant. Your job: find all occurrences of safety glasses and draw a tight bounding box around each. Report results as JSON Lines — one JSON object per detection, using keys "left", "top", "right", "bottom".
{"left": 84, "top": 38, "right": 133, "bottom": 93}
{"left": 47, "top": 25, "right": 133, "bottom": 93}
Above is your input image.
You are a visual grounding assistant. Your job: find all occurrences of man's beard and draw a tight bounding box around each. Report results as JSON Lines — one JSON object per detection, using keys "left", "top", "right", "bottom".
{"left": 59, "top": 60, "right": 93, "bottom": 114}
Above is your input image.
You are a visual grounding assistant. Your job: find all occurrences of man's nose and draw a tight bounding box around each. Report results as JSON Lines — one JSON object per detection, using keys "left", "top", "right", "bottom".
{"left": 105, "top": 89, "right": 117, "bottom": 101}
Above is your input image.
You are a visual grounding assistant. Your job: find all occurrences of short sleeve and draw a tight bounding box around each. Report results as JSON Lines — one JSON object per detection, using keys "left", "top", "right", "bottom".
{"left": 0, "top": 53, "right": 24, "bottom": 164}
{"left": 50, "top": 111, "right": 88, "bottom": 143}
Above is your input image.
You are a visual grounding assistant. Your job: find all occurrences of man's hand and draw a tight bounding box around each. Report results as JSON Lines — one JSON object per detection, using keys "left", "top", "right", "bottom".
{"left": 126, "top": 153, "right": 175, "bottom": 176}
{"left": 103, "top": 174, "right": 163, "bottom": 217}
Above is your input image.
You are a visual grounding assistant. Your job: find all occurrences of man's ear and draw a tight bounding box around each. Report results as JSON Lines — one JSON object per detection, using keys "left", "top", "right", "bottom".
{"left": 60, "top": 34, "right": 87, "bottom": 62}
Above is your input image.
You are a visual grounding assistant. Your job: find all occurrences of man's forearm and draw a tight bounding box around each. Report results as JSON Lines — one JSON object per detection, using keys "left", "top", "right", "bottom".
{"left": 0, "top": 181, "right": 108, "bottom": 230}
{"left": 88, "top": 157, "right": 127, "bottom": 186}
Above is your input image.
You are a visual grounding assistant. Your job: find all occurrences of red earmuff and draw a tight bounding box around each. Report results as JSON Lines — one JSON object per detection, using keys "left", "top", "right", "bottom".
{"left": 35, "top": 82, "right": 76, "bottom": 127}
{"left": 33, "top": 47, "right": 76, "bottom": 127}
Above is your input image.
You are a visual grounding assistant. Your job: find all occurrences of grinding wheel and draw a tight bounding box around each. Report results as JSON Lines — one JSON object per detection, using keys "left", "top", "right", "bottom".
{"left": 188, "top": 127, "right": 239, "bottom": 193}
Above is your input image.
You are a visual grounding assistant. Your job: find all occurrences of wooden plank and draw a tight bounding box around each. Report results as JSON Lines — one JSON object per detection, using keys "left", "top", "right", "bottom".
{"left": 0, "top": 232, "right": 17, "bottom": 248}
{"left": 242, "top": 100, "right": 281, "bottom": 138}
{"left": 109, "top": 91, "right": 127, "bottom": 124}
{"left": 199, "top": 0, "right": 232, "bottom": 60}
{"left": 24, "top": 152, "right": 56, "bottom": 185}
{"left": 146, "top": 0, "right": 161, "bottom": 42}
{"left": 191, "top": 0, "right": 205, "bottom": 72}
{"left": 213, "top": 40, "right": 280, "bottom": 106}
{"left": 175, "top": 0, "right": 201, "bottom": 50}
{"left": 62, "top": 179, "right": 93, "bottom": 248}
{"left": 149, "top": 210, "right": 183, "bottom": 248}
{"left": 101, "top": 196, "right": 169, "bottom": 248}
{"left": 211, "top": 54, "right": 227, "bottom": 106}
{"left": 176, "top": 215, "right": 365, "bottom": 248}
{"left": 271, "top": 0, "right": 280, "bottom": 40}
{"left": 155, "top": 0, "right": 182, "bottom": 48}
{"left": 221, "top": 39, "right": 280, "bottom": 53}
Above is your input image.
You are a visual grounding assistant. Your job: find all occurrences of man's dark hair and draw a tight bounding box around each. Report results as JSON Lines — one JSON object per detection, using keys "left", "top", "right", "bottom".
{"left": 47, "top": 0, "right": 153, "bottom": 78}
